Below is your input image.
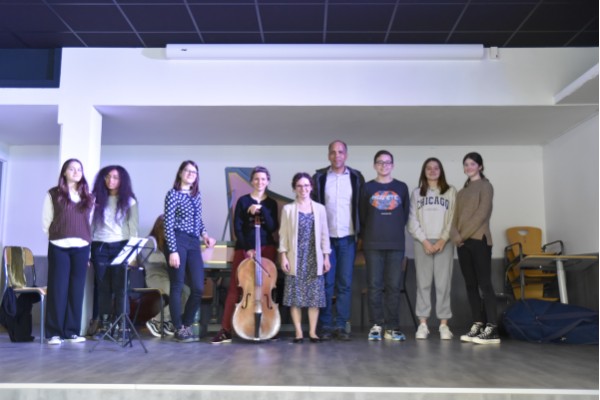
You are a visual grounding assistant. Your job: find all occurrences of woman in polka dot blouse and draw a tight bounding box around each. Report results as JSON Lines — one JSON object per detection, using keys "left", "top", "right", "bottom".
{"left": 163, "top": 160, "right": 216, "bottom": 343}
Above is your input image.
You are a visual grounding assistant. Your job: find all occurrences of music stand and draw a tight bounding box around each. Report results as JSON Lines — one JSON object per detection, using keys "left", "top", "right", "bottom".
{"left": 89, "top": 238, "right": 154, "bottom": 353}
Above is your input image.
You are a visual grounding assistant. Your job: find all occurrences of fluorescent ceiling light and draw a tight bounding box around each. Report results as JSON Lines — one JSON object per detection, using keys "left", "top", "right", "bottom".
{"left": 165, "top": 44, "right": 485, "bottom": 61}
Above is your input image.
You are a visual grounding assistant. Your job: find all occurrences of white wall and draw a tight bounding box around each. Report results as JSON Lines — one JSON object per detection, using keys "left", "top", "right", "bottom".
{"left": 2, "top": 146, "right": 59, "bottom": 253}
{"left": 0, "top": 47, "right": 596, "bottom": 258}
{"left": 0, "top": 48, "right": 589, "bottom": 110}
{"left": 1, "top": 144, "right": 546, "bottom": 257}
{"left": 0, "top": 143, "right": 8, "bottom": 249}
{"left": 0, "top": 143, "right": 8, "bottom": 158}
{"left": 54, "top": 48, "right": 597, "bottom": 107}
{"left": 544, "top": 114, "right": 599, "bottom": 254}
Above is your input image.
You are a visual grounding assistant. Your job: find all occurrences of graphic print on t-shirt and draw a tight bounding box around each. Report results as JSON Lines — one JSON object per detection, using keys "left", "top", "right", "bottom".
{"left": 416, "top": 194, "right": 450, "bottom": 210}
{"left": 370, "top": 190, "right": 401, "bottom": 212}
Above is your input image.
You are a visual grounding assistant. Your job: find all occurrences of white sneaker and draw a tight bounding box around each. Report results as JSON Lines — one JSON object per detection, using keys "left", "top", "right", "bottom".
{"left": 47, "top": 336, "right": 63, "bottom": 345}
{"left": 416, "top": 323, "right": 429, "bottom": 339}
{"left": 439, "top": 324, "right": 453, "bottom": 340}
{"left": 368, "top": 324, "right": 382, "bottom": 341}
{"left": 65, "top": 335, "right": 86, "bottom": 343}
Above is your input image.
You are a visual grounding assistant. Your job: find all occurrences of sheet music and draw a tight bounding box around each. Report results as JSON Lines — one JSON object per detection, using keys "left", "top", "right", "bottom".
{"left": 111, "top": 237, "right": 150, "bottom": 265}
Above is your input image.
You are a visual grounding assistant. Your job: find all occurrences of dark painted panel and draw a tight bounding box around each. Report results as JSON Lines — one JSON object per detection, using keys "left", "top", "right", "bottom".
{"left": 0, "top": 48, "right": 61, "bottom": 88}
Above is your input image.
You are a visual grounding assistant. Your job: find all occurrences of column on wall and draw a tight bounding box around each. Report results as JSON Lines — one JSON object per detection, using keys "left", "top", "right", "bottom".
{"left": 57, "top": 102, "right": 103, "bottom": 335}
{"left": 57, "top": 103, "right": 102, "bottom": 175}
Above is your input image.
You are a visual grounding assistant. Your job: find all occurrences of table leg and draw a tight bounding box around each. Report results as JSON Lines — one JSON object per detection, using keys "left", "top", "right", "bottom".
{"left": 210, "top": 277, "right": 220, "bottom": 324}
{"left": 555, "top": 259, "right": 568, "bottom": 304}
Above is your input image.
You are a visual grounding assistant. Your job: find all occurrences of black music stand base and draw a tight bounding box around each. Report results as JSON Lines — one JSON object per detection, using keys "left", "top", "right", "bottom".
{"left": 89, "top": 241, "right": 151, "bottom": 353}
{"left": 89, "top": 312, "right": 148, "bottom": 353}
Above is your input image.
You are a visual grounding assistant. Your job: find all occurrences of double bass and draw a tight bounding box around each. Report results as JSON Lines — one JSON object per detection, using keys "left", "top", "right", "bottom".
{"left": 232, "top": 211, "right": 280, "bottom": 341}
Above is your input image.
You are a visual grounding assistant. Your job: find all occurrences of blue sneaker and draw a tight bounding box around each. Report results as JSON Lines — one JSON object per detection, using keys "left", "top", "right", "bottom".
{"left": 175, "top": 326, "right": 194, "bottom": 343}
{"left": 368, "top": 324, "right": 382, "bottom": 341}
{"left": 384, "top": 328, "right": 406, "bottom": 341}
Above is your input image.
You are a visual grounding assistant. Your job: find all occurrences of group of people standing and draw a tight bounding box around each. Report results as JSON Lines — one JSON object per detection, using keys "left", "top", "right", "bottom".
{"left": 210, "top": 140, "right": 499, "bottom": 345}
{"left": 41, "top": 141, "right": 500, "bottom": 346}
{"left": 359, "top": 148, "right": 499, "bottom": 345}
{"left": 42, "top": 159, "right": 215, "bottom": 344}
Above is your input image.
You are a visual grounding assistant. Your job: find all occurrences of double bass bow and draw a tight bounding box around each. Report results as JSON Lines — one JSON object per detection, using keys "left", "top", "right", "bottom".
{"left": 232, "top": 210, "right": 280, "bottom": 341}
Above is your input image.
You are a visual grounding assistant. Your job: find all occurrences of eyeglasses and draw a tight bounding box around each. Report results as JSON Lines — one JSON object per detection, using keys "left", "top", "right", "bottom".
{"left": 295, "top": 184, "right": 311, "bottom": 189}
{"left": 183, "top": 169, "right": 198, "bottom": 175}
{"left": 375, "top": 161, "right": 393, "bottom": 166}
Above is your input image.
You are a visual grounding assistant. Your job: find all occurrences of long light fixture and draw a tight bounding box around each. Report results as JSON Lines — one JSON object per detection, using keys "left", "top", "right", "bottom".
{"left": 165, "top": 44, "right": 485, "bottom": 61}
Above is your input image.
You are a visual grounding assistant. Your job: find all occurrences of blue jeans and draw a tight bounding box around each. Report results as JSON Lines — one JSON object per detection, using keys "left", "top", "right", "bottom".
{"left": 167, "top": 232, "right": 204, "bottom": 328}
{"left": 364, "top": 249, "right": 404, "bottom": 329}
{"left": 318, "top": 236, "right": 356, "bottom": 332}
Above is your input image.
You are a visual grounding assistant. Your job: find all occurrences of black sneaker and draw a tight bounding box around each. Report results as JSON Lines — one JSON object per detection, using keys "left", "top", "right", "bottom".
{"left": 472, "top": 324, "right": 501, "bottom": 344}
{"left": 146, "top": 319, "right": 162, "bottom": 338}
{"left": 334, "top": 328, "right": 351, "bottom": 341}
{"left": 163, "top": 321, "right": 176, "bottom": 336}
{"left": 211, "top": 329, "right": 232, "bottom": 344}
{"left": 460, "top": 322, "right": 484, "bottom": 342}
{"left": 319, "top": 330, "right": 333, "bottom": 341}
{"left": 175, "top": 326, "right": 194, "bottom": 343}
{"left": 93, "top": 318, "right": 113, "bottom": 341}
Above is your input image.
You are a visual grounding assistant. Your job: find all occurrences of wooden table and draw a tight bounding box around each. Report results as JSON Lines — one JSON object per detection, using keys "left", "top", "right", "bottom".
{"left": 516, "top": 254, "right": 598, "bottom": 304}
{"left": 202, "top": 243, "right": 234, "bottom": 324}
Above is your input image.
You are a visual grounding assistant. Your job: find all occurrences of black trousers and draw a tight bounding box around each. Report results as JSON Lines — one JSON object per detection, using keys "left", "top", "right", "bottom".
{"left": 457, "top": 237, "right": 496, "bottom": 325}
{"left": 46, "top": 243, "right": 90, "bottom": 338}
{"left": 91, "top": 240, "right": 129, "bottom": 317}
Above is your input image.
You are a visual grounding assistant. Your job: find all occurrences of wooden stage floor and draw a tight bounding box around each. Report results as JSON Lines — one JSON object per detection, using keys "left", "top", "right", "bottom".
{"left": 0, "top": 325, "right": 597, "bottom": 400}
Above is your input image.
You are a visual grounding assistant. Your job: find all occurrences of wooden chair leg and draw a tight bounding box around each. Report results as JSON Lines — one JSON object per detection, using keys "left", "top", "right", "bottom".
{"left": 158, "top": 294, "right": 165, "bottom": 339}
{"left": 360, "top": 289, "right": 367, "bottom": 329}
{"left": 401, "top": 258, "right": 419, "bottom": 330}
{"left": 39, "top": 295, "right": 46, "bottom": 344}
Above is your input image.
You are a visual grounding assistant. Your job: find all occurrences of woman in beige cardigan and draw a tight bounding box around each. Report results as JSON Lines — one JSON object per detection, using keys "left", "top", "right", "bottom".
{"left": 279, "top": 172, "right": 331, "bottom": 343}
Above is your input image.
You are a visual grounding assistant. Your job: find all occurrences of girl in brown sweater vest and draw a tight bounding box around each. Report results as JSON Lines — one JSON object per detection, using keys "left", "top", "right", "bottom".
{"left": 42, "top": 158, "right": 94, "bottom": 345}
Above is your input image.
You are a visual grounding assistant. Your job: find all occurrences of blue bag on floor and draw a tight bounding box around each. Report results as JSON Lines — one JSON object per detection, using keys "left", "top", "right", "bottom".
{"left": 502, "top": 299, "right": 599, "bottom": 344}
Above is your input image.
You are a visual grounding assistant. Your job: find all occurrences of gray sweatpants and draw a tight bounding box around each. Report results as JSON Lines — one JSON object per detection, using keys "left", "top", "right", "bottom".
{"left": 413, "top": 239, "right": 454, "bottom": 320}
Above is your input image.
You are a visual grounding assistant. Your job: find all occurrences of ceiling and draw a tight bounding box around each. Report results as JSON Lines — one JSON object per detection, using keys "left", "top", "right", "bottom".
{"left": 0, "top": 0, "right": 597, "bottom": 49}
